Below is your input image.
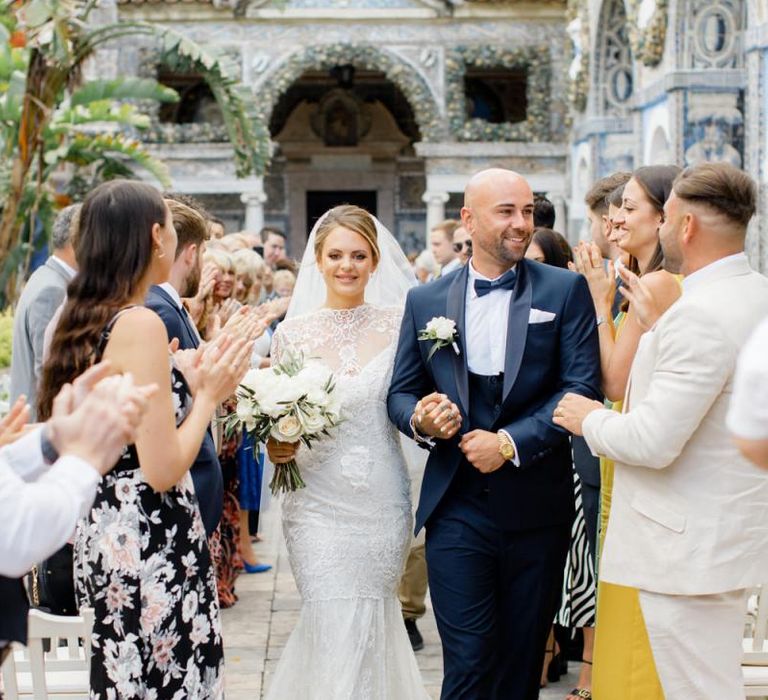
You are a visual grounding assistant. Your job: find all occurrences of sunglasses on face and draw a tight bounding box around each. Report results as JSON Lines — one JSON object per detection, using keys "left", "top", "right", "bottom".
{"left": 453, "top": 240, "right": 472, "bottom": 253}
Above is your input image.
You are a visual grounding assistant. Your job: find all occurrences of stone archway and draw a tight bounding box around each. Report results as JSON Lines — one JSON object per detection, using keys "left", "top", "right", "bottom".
{"left": 256, "top": 43, "right": 444, "bottom": 142}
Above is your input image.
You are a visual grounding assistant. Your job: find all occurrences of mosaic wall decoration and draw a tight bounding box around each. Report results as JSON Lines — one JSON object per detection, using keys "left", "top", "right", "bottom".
{"left": 683, "top": 91, "right": 744, "bottom": 168}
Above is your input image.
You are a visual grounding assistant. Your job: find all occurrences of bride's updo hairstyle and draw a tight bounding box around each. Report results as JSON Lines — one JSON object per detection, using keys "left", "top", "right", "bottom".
{"left": 313, "top": 205, "right": 381, "bottom": 267}
{"left": 38, "top": 179, "right": 167, "bottom": 419}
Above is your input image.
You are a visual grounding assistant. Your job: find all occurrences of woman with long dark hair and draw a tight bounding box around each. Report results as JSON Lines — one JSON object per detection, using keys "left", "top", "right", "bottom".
{"left": 39, "top": 179, "right": 251, "bottom": 698}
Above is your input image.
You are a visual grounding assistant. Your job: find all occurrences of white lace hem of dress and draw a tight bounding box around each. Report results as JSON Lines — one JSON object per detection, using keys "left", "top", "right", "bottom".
{"left": 264, "top": 597, "right": 430, "bottom": 700}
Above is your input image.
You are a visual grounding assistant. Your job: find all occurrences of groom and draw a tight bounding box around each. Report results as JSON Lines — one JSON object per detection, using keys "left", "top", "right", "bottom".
{"left": 388, "top": 169, "right": 601, "bottom": 699}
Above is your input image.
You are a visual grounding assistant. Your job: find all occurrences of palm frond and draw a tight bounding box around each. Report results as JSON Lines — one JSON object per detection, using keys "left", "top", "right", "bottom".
{"left": 70, "top": 77, "right": 178, "bottom": 107}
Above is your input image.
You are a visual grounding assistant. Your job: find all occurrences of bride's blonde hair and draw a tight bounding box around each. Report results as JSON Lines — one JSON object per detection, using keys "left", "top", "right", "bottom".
{"left": 313, "top": 205, "right": 381, "bottom": 266}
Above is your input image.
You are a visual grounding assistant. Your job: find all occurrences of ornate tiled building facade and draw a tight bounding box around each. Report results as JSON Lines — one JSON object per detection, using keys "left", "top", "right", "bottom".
{"left": 102, "top": 0, "right": 768, "bottom": 271}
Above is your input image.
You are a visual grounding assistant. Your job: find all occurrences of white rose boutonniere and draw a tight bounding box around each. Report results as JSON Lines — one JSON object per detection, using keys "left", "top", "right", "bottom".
{"left": 418, "top": 316, "right": 460, "bottom": 361}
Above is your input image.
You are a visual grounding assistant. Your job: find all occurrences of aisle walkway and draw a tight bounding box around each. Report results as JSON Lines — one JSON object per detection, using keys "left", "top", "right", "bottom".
{"left": 221, "top": 504, "right": 578, "bottom": 699}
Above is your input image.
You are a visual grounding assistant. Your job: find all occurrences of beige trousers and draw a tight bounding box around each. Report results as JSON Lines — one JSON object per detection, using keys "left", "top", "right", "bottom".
{"left": 638, "top": 588, "right": 747, "bottom": 700}
{"left": 399, "top": 543, "right": 428, "bottom": 620}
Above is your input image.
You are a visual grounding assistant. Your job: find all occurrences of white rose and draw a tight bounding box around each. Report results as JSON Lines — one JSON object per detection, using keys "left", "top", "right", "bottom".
{"left": 236, "top": 398, "right": 257, "bottom": 431}
{"left": 270, "top": 414, "right": 304, "bottom": 443}
{"left": 302, "top": 411, "right": 328, "bottom": 434}
{"left": 426, "top": 316, "right": 456, "bottom": 341}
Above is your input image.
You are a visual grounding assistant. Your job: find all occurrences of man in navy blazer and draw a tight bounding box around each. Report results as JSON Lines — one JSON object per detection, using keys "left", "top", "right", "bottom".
{"left": 145, "top": 198, "right": 223, "bottom": 537}
{"left": 388, "top": 169, "right": 601, "bottom": 700}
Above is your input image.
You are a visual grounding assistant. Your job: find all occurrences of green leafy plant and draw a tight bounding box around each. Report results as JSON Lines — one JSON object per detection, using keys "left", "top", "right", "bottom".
{"left": 0, "top": 1, "right": 270, "bottom": 306}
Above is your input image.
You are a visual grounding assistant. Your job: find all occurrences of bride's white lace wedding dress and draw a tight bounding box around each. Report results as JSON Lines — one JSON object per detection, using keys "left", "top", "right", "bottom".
{"left": 265, "top": 303, "right": 428, "bottom": 700}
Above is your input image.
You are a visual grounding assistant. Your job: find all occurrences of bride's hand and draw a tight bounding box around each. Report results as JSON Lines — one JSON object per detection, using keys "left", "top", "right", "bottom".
{"left": 267, "top": 437, "right": 299, "bottom": 464}
{"left": 414, "top": 392, "right": 462, "bottom": 439}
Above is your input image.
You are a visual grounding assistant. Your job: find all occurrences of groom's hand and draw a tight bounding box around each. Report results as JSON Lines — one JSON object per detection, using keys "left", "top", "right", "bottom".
{"left": 460, "top": 430, "right": 505, "bottom": 473}
{"left": 413, "top": 393, "right": 462, "bottom": 439}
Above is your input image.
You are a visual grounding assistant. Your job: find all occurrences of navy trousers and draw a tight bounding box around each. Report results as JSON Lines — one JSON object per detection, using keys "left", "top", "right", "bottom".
{"left": 426, "top": 490, "right": 570, "bottom": 700}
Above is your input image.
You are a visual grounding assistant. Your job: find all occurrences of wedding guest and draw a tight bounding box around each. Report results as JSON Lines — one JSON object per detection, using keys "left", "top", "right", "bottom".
{"left": 209, "top": 217, "right": 226, "bottom": 239}
{"left": 526, "top": 226, "right": 595, "bottom": 695}
{"left": 452, "top": 225, "right": 472, "bottom": 266}
{"left": 233, "top": 248, "right": 266, "bottom": 304}
{"left": 573, "top": 165, "right": 682, "bottom": 700}
{"left": 429, "top": 219, "right": 461, "bottom": 275}
{"left": 273, "top": 269, "right": 296, "bottom": 298}
{"left": 583, "top": 172, "right": 631, "bottom": 263}
{"left": 526, "top": 228, "right": 572, "bottom": 268}
{"left": 11, "top": 204, "right": 80, "bottom": 418}
{"left": 145, "top": 198, "right": 223, "bottom": 537}
{"left": 37, "top": 179, "right": 251, "bottom": 697}
{"left": 533, "top": 194, "right": 556, "bottom": 229}
{"left": 261, "top": 226, "right": 287, "bottom": 269}
{"left": 555, "top": 162, "right": 768, "bottom": 700}
{"left": 728, "top": 315, "right": 768, "bottom": 468}
{"left": 414, "top": 249, "right": 438, "bottom": 283}
{"left": 199, "top": 248, "right": 250, "bottom": 604}
{"left": 219, "top": 232, "right": 251, "bottom": 253}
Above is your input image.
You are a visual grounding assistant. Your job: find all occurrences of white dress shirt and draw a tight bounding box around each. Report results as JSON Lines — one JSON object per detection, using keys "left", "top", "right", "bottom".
{"left": 159, "top": 281, "right": 183, "bottom": 309}
{"left": 464, "top": 261, "right": 520, "bottom": 465}
{"left": 0, "top": 427, "right": 100, "bottom": 577}
{"left": 465, "top": 260, "right": 514, "bottom": 375}
{"left": 728, "top": 315, "right": 768, "bottom": 440}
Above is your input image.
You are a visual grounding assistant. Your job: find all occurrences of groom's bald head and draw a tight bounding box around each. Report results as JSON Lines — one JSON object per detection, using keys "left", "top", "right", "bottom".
{"left": 461, "top": 169, "right": 535, "bottom": 268}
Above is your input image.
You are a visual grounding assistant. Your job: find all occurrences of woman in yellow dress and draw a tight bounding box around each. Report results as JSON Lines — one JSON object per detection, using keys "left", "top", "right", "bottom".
{"left": 572, "top": 165, "right": 683, "bottom": 699}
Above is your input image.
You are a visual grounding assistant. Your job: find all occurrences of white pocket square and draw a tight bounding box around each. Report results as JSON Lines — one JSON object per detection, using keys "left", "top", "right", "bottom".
{"left": 529, "top": 309, "right": 556, "bottom": 324}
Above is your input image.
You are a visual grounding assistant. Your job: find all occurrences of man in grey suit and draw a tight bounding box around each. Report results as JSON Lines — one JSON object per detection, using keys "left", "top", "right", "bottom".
{"left": 10, "top": 205, "right": 80, "bottom": 419}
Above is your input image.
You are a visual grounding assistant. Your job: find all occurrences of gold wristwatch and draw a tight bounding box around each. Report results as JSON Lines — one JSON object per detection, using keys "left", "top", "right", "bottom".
{"left": 497, "top": 431, "right": 515, "bottom": 461}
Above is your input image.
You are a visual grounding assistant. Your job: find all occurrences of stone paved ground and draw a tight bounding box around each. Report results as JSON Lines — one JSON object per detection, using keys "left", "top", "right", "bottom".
{"left": 222, "top": 505, "right": 579, "bottom": 699}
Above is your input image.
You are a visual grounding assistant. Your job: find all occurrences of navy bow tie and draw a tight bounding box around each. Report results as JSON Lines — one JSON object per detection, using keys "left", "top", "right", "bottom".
{"left": 474, "top": 269, "right": 517, "bottom": 297}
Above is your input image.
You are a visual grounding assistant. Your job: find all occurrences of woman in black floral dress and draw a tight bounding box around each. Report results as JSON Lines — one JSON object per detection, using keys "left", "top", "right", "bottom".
{"left": 38, "top": 180, "right": 253, "bottom": 699}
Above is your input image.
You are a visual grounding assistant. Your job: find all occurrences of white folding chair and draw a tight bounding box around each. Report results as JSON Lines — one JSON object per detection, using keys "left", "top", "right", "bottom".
{"left": 744, "top": 584, "right": 768, "bottom": 697}
{"left": 0, "top": 608, "right": 93, "bottom": 700}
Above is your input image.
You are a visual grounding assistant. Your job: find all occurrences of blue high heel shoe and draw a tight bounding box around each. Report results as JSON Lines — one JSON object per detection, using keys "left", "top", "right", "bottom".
{"left": 243, "top": 562, "right": 272, "bottom": 574}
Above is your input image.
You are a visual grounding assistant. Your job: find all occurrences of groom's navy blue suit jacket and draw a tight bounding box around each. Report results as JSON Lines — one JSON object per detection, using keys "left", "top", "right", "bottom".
{"left": 387, "top": 260, "right": 601, "bottom": 534}
{"left": 145, "top": 285, "right": 223, "bottom": 537}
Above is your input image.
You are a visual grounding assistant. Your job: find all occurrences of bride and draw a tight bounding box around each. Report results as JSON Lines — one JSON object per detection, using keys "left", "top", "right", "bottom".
{"left": 264, "top": 205, "right": 428, "bottom": 699}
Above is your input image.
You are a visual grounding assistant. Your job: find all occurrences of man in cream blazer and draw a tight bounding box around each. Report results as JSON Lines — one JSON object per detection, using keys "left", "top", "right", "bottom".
{"left": 555, "top": 162, "right": 768, "bottom": 699}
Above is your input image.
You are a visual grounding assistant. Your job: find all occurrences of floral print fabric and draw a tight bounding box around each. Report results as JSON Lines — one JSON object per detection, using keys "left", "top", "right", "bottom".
{"left": 74, "top": 367, "right": 224, "bottom": 699}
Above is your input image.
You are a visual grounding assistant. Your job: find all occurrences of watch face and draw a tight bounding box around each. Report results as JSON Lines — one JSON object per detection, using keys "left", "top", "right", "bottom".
{"left": 501, "top": 445, "right": 515, "bottom": 459}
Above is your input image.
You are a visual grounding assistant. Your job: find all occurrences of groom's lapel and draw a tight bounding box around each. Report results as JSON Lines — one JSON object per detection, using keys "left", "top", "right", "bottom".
{"left": 446, "top": 266, "right": 470, "bottom": 417}
{"left": 502, "top": 259, "right": 533, "bottom": 403}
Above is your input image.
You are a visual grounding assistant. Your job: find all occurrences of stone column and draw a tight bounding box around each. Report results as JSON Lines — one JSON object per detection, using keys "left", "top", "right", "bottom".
{"left": 241, "top": 179, "right": 267, "bottom": 233}
{"left": 422, "top": 191, "right": 450, "bottom": 247}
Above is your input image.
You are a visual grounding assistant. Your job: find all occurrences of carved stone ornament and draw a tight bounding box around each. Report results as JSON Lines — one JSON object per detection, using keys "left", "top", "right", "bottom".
{"left": 445, "top": 45, "right": 552, "bottom": 142}
{"left": 310, "top": 88, "right": 373, "bottom": 146}
{"left": 626, "top": 0, "right": 670, "bottom": 67}
{"left": 257, "top": 43, "right": 444, "bottom": 141}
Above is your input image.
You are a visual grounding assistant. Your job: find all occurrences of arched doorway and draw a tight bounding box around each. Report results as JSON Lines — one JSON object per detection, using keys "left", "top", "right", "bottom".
{"left": 264, "top": 65, "right": 427, "bottom": 257}
{"left": 257, "top": 44, "right": 441, "bottom": 258}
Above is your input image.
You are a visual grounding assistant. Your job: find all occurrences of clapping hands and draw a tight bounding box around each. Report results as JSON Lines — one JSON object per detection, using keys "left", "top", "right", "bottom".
{"left": 570, "top": 241, "right": 616, "bottom": 316}
{"left": 46, "top": 362, "right": 158, "bottom": 475}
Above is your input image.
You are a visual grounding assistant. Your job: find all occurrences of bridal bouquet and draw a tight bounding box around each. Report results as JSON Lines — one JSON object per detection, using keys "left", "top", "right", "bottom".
{"left": 225, "top": 352, "right": 342, "bottom": 495}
